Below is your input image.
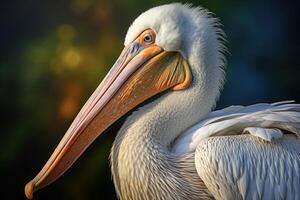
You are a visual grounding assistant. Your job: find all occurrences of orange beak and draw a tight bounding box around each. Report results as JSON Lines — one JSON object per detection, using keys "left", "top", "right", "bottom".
{"left": 25, "top": 31, "right": 191, "bottom": 199}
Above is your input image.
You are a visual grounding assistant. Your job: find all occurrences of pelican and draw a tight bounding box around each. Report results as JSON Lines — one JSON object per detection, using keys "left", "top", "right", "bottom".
{"left": 25, "top": 3, "right": 300, "bottom": 200}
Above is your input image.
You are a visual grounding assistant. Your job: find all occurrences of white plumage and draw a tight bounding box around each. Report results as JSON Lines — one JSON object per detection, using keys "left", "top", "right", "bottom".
{"left": 196, "top": 135, "right": 300, "bottom": 199}
{"left": 111, "top": 3, "right": 300, "bottom": 200}
{"left": 25, "top": 3, "right": 300, "bottom": 200}
{"left": 174, "top": 101, "right": 300, "bottom": 154}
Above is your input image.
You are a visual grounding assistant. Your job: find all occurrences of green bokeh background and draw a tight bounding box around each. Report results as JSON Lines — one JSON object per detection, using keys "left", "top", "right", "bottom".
{"left": 1, "top": 0, "right": 299, "bottom": 199}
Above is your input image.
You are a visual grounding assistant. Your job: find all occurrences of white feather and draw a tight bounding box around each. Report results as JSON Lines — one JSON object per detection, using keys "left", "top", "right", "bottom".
{"left": 195, "top": 135, "right": 300, "bottom": 200}
{"left": 110, "top": 3, "right": 300, "bottom": 200}
{"left": 243, "top": 127, "right": 283, "bottom": 141}
{"left": 173, "top": 102, "right": 300, "bottom": 155}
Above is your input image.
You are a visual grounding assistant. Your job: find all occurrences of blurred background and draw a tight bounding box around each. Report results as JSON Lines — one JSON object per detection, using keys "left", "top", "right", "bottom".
{"left": 1, "top": 0, "right": 299, "bottom": 199}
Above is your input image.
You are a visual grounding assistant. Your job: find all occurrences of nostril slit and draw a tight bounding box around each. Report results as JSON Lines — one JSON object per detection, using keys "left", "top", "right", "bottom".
{"left": 130, "top": 45, "right": 136, "bottom": 54}
{"left": 129, "top": 42, "right": 143, "bottom": 56}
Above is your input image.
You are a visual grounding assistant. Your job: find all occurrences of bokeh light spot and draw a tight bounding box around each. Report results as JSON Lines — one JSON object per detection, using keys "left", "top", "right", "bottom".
{"left": 62, "top": 48, "right": 82, "bottom": 69}
{"left": 59, "top": 82, "right": 82, "bottom": 119}
{"left": 59, "top": 97, "right": 78, "bottom": 120}
{"left": 58, "top": 24, "right": 76, "bottom": 41}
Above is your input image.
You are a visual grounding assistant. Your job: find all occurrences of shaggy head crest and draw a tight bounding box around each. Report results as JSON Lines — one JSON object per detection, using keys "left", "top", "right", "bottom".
{"left": 125, "top": 3, "right": 225, "bottom": 60}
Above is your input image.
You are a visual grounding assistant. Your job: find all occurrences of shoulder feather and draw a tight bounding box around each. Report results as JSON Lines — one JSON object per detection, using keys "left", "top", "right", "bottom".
{"left": 195, "top": 134, "right": 300, "bottom": 200}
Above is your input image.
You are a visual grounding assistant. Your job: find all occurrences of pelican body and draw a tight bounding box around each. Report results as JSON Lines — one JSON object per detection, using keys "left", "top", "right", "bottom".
{"left": 25, "top": 3, "right": 300, "bottom": 200}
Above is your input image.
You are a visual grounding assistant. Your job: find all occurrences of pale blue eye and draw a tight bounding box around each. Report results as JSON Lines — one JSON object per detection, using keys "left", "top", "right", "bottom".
{"left": 144, "top": 34, "right": 152, "bottom": 42}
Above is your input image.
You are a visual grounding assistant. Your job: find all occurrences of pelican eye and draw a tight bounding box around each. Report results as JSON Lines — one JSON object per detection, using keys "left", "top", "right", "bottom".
{"left": 143, "top": 34, "right": 153, "bottom": 43}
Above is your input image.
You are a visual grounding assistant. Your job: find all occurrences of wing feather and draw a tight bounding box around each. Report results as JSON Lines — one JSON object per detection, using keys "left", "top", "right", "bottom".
{"left": 195, "top": 135, "right": 300, "bottom": 200}
{"left": 173, "top": 102, "right": 300, "bottom": 154}
{"left": 243, "top": 127, "right": 283, "bottom": 141}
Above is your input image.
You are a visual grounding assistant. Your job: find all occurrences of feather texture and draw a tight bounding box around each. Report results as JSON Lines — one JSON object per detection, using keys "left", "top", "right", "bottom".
{"left": 173, "top": 102, "right": 300, "bottom": 155}
{"left": 110, "top": 3, "right": 300, "bottom": 200}
{"left": 243, "top": 127, "right": 283, "bottom": 141}
{"left": 195, "top": 135, "right": 300, "bottom": 200}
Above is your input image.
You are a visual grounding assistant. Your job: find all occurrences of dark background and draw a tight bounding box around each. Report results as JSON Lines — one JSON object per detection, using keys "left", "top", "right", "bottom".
{"left": 1, "top": 0, "right": 299, "bottom": 199}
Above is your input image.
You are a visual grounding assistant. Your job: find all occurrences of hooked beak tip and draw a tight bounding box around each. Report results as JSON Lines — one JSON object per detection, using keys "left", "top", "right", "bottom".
{"left": 25, "top": 181, "right": 35, "bottom": 199}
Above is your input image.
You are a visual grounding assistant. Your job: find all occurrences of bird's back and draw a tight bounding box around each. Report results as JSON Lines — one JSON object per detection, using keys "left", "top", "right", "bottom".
{"left": 195, "top": 134, "right": 300, "bottom": 200}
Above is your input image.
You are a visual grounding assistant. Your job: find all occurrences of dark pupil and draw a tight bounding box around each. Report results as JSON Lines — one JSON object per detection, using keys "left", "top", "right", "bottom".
{"left": 144, "top": 35, "right": 151, "bottom": 42}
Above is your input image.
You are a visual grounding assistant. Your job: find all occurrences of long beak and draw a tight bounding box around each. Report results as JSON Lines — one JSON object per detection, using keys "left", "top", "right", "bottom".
{"left": 25, "top": 40, "right": 191, "bottom": 199}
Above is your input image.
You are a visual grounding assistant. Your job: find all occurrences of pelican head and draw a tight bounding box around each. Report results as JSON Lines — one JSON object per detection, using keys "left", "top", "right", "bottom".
{"left": 25, "top": 3, "right": 225, "bottom": 199}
